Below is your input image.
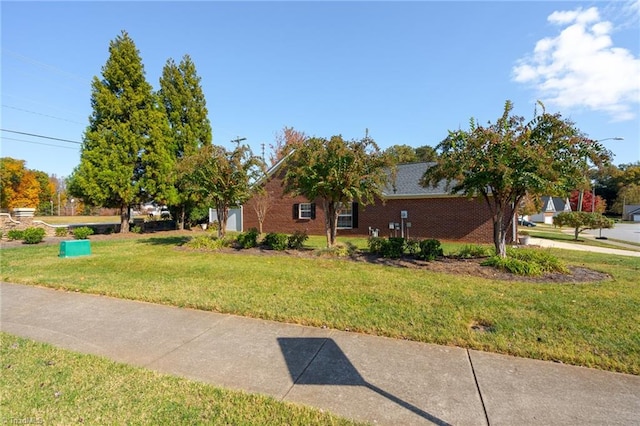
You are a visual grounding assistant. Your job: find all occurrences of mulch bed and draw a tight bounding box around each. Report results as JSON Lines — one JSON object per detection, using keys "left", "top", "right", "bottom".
{"left": 1, "top": 230, "right": 611, "bottom": 284}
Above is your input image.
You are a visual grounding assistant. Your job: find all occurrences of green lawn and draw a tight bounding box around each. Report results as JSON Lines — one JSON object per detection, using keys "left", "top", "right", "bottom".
{"left": 1, "top": 234, "right": 639, "bottom": 375}
{"left": 0, "top": 333, "right": 359, "bottom": 425}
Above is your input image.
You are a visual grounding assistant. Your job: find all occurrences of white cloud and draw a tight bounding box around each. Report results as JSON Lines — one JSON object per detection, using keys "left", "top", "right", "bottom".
{"left": 513, "top": 6, "right": 640, "bottom": 121}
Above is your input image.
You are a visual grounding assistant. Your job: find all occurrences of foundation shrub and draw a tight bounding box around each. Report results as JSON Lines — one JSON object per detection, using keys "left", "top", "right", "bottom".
{"left": 287, "top": 230, "right": 309, "bottom": 250}
{"left": 263, "top": 233, "right": 288, "bottom": 251}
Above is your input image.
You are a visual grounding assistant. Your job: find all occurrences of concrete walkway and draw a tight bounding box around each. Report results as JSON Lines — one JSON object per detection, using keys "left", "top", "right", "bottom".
{"left": 2, "top": 282, "right": 639, "bottom": 425}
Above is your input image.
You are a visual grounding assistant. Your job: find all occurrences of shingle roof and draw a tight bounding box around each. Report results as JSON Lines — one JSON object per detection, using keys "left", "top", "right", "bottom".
{"left": 540, "top": 196, "right": 571, "bottom": 212}
{"left": 382, "top": 162, "right": 454, "bottom": 198}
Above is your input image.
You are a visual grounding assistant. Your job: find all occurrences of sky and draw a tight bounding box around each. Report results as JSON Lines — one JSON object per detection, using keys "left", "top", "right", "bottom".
{"left": 1, "top": 0, "right": 639, "bottom": 179}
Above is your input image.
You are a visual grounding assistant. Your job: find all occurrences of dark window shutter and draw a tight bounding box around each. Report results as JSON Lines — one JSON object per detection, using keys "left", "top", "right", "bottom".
{"left": 352, "top": 202, "right": 358, "bottom": 228}
{"left": 293, "top": 204, "right": 299, "bottom": 219}
{"left": 311, "top": 203, "right": 316, "bottom": 219}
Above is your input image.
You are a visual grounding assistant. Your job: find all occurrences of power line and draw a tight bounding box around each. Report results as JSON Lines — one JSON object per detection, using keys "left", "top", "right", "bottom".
{"left": 2, "top": 104, "right": 85, "bottom": 125}
{"left": 0, "top": 129, "right": 82, "bottom": 144}
{"left": 1, "top": 136, "right": 78, "bottom": 150}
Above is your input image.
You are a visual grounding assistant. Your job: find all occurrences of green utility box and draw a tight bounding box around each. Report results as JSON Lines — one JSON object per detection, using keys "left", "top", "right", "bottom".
{"left": 59, "top": 240, "right": 91, "bottom": 258}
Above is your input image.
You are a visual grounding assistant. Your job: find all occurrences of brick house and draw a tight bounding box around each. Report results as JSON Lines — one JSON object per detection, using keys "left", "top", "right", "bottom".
{"left": 243, "top": 162, "right": 500, "bottom": 244}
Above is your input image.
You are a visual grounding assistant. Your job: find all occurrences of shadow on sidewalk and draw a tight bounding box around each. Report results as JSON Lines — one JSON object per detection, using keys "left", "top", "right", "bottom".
{"left": 278, "top": 337, "right": 450, "bottom": 426}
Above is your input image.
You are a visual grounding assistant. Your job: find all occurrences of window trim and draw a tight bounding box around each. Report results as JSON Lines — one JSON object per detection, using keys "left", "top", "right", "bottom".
{"left": 337, "top": 203, "right": 353, "bottom": 229}
{"left": 298, "top": 202, "right": 312, "bottom": 220}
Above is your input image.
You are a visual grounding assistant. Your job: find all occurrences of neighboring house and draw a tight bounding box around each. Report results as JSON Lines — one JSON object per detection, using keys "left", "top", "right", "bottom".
{"left": 529, "top": 196, "right": 572, "bottom": 224}
{"left": 623, "top": 204, "right": 640, "bottom": 222}
{"left": 243, "top": 162, "right": 499, "bottom": 244}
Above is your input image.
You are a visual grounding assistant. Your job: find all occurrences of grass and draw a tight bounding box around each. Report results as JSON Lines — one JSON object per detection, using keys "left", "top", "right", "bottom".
{"left": 0, "top": 333, "right": 359, "bottom": 425}
{"left": 2, "top": 234, "right": 639, "bottom": 375}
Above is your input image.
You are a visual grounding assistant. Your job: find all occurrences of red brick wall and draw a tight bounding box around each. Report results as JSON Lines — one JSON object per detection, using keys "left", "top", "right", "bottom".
{"left": 244, "top": 174, "right": 505, "bottom": 244}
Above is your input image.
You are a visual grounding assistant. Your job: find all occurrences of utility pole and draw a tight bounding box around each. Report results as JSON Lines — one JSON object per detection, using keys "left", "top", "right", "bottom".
{"left": 231, "top": 136, "right": 246, "bottom": 145}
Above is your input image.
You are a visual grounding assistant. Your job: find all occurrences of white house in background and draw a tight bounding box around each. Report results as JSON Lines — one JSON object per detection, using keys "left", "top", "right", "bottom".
{"left": 529, "top": 196, "right": 572, "bottom": 224}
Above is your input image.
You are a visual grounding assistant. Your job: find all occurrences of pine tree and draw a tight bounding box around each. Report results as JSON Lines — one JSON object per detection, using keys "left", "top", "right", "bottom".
{"left": 69, "top": 31, "right": 176, "bottom": 233}
{"left": 159, "top": 54, "right": 212, "bottom": 229}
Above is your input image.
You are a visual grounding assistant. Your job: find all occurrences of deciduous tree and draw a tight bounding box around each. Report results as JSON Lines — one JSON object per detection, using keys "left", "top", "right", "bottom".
{"left": 384, "top": 144, "right": 418, "bottom": 164}
{"left": 0, "top": 157, "right": 26, "bottom": 209}
{"left": 283, "top": 134, "right": 389, "bottom": 247}
{"left": 554, "top": 211, "right": 613, "bottom": 240}
{"left": 180, "top": 143, "right": 261, "bottom": 238}
{"left": 69, "top": 31, "right": 176, "bottom": 233}
{"left": 10, "top": 170, "right": 40, "bottom": 208}
{"left": 269, "top": 126, "right": 307, "bottom": 166}
{"left": 422, "top": 100, "right": 611, "bottom": 257}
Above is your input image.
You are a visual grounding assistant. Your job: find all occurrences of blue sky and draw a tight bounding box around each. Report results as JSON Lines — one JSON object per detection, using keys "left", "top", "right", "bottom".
{"left": 2, "top": 1, "right": 639, "bottom": 178}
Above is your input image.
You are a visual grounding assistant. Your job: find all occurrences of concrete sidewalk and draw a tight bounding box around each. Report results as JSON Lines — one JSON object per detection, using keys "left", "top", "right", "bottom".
{"left": 2, "top": 282, "right": 639, "bottom": 425}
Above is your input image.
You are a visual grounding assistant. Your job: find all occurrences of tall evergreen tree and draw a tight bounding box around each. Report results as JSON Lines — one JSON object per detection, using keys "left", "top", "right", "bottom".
{"left": 69, "top": 31, "right": 176, "bottom": 233}
{"left": 159, "top": 55, "right": 212, "bottom": 229}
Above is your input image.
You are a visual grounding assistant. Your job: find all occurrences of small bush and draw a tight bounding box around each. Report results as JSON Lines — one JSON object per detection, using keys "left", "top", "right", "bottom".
{"left": 287, "top": 230, "right": 309, "bottom": 250}
{"left": 380, "top": 237, "right": 406, "bottom": 258}
{"left": 7, "top": 229, "right": 24, "bottom": 241}
{"left": 367, "top": 237, "right": 386, "bottom": 255}
{"left": 55, "top": 227, "right": 68, "bottom": 237}
{"left": 72, "top": 227, "right": 94, "bottom": 240}
{"left": 456, "top": 244, "right": 490, "bottom": 259}
{"left": 263, "top": 233, "right": 288, "bottom": 251}
{"left": 22, "top": 227, "right": 46, "bottom": 244}
{"left": 185, "top": 235, "right": 231, "bottom": 250}
{"left": 417, "top": 239, "right": 443, "bottom": 261}
{"left": 131, "top": 225, "right": 143, "bottom": 234}
{"left": 405, "top": 239, "right": 421, "bottom": 256}
{"left": 237, "top": 228, "right": 259, "bottom": 249}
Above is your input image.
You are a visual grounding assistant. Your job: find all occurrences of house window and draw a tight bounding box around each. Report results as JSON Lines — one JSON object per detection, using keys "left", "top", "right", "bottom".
{"left": 337, "top": 203, "right": 353, "bottom": 229}
{"left": 298, "top": 203, "right": 312, "bottom": 219}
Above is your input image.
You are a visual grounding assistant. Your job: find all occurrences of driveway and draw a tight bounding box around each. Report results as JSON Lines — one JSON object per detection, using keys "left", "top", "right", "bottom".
{"left": 584, "top": 222, "right": 640, "bottom": 244}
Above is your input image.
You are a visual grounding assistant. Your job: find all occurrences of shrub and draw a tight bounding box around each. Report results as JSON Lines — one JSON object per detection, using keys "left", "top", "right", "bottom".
{"left": 381, "top": 237, "right": 406, "bottom": 259}
{"left": 237, "top": 228, "right": 259, "bottom": 249}
{"left": 72, "top": 226, "right": 94, "bottom": 240}
{"left": 7, "top": 229, "right": 24, "bottom": 241}
{"left": 405, "top": 239, "right": 421, "bottom": 256}
{"left": 367, "top": 237, "right": 386, "bottom": 255}
{"left": 185, "top": 235, "right": 231, "bottom": 250}
{"left": 131, "top": 225, "right": 143, "bottom": 234}
{"left": 263, "top": 233, "right": 288, "bottom": 251}
{"left": 22, "top": 227, "right": 46, "bottom": 244}
{"left": 287, "top": 230, "right": 308, "bottom": 250}
{"left": 456, "top": 244, "right": 490, "bottom": 259}
{"left": 55, "top": 227, "right": 68, "bottom": 237}
{"left": 417, "top": 239, "right": 443, "bottom": 261}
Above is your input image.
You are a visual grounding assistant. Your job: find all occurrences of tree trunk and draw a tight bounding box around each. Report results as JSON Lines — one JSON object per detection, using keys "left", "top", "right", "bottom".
{"left": 119, "top": 205, "right": 130, "bottom": 234}
{"left": 493, "top": 211, "right": 507, "bottom": 258}
{"left": 323, "top": 200, "right": 338, "bottom": 247}
{"left": 216, "top": 202, "right": 228, "bottom": 238}
{"left": 178, "top": 206, "right": 185, "bottom": 230}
